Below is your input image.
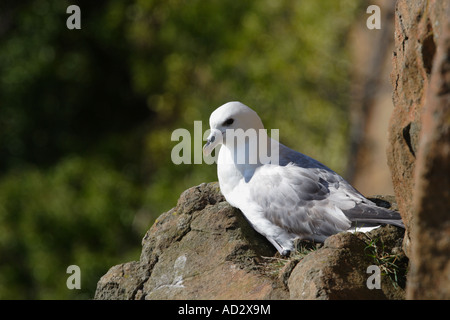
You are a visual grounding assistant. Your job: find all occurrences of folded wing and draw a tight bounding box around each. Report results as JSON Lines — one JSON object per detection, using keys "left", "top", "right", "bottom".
{"left": 248, "top": 162, "right": 403, "bottom": 242}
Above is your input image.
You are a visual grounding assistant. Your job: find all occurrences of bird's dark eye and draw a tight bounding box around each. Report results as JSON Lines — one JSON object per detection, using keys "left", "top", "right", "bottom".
{"left": 223, "top": 118, "right": 234, "bottom": 126}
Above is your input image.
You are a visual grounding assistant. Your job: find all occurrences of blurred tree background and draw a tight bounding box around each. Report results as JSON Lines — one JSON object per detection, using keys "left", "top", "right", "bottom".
{"left": 0, "top": 0, "right": 366, "bottom": 299}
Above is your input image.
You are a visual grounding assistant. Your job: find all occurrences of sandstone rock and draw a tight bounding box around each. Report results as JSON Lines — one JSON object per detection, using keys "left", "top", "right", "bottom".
{"left": 405, "top": 4, "right": 450, "bottom": 300}
{"left": 94, "top": 183, "right": 406, "bottom": 300}
{"left": 388, "top": 0, "right": 450, "bottom": 299}
{"left": 95, "top": 182, "right": 287, "bottom": 300}
{"left": 288, "top": 228, "right": 406, "bottom": 300}
{"left": 387, "top": 0, "right": 449, "bottom": 257}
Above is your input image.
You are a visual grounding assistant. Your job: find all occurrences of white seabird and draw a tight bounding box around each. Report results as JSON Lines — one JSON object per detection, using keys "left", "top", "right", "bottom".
{"left": 203, "top": 101, "right": 404, "bottom": 256}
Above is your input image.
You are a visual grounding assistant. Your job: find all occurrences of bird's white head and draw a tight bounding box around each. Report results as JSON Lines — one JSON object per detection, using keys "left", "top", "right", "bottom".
{"left": 203, "top": 101, "right": 265, "bottom": 156}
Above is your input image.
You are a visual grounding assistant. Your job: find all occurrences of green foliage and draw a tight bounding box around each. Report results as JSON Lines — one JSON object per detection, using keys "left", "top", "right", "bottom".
{"left": 0, "top": 157, "right": 143, "bottom": 299}
{"left": 132, "top": 0, "right": 360, "bottom": 173}
{"left": 0, "top": 0, "right": 362, "bottom": 298}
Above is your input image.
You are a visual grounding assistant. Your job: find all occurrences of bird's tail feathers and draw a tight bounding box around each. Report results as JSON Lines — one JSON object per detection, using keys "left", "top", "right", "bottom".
{"left": 349, "top": 218, "right": 404, "bottom": 229}
{"left": 343, "top": 203, "right": 405, "bottom": 229}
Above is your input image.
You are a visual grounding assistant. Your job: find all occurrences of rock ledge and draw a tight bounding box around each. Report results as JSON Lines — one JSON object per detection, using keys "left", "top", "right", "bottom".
{"left": 94, "top": 182, "right": 407, "bottom": 300}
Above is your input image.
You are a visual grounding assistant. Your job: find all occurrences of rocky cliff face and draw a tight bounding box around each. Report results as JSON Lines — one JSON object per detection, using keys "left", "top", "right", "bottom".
{"left": 387, "top": 0, "right": 450, "bottom": 299}
{"left": 94, "top": 182, "right": 407, "bottom": 300}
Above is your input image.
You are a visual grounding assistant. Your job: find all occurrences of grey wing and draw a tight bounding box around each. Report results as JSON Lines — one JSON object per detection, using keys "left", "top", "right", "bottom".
{"left": 307, "top": 164, "right": 404, "bottom": 229}
{"left": 249, "top": 164, "right": 352, "bottom": 241}
{"left": 279, "top": 143, "right": 403, "bottom": 227}
{"left": 249, "top": 161, "right": 403, "bottom": 241}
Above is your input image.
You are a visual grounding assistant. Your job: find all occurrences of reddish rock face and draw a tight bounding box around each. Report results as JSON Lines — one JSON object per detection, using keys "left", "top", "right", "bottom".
{"left": 388, "top": 0, "right": 436, "bottom": 250}
{"left": 388, "top": 0, "right": 450, "bottom": 299}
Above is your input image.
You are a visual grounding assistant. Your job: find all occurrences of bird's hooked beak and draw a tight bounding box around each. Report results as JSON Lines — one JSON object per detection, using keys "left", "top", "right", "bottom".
{"left": 203, "top": 129, "right": 223, "bottom": 156}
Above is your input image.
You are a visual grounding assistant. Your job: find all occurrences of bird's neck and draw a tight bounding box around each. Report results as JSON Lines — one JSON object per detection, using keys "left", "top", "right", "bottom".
{"left": 218, "top": 142, "right": 260, "bottom": 179}
{"left": 216, "top": 145, "right": 255, "bottom": 201}
{"left": 218, "top": 130, "right": 277, "bottom": 184}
